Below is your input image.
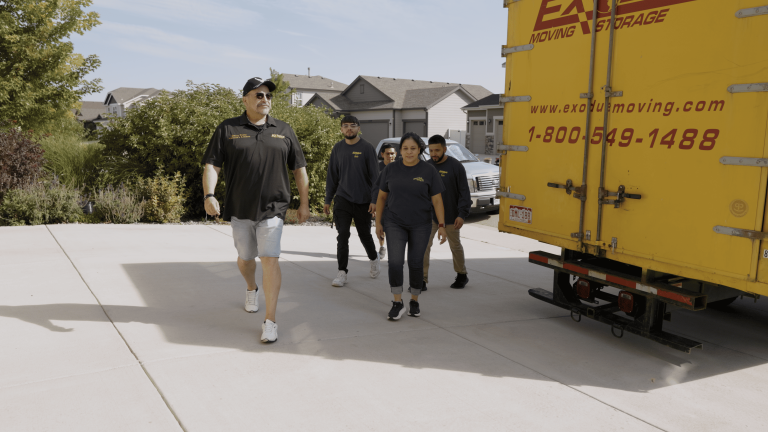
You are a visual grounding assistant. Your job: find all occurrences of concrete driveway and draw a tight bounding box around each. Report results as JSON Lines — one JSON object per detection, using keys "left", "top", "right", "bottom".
{"left": 2, "top": 220, "right": 767, "bottom": 431}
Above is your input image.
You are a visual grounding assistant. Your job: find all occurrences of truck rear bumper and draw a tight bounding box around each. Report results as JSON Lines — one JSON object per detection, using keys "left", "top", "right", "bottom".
{"left": 528, "top": 250, "right": 705, "bottom": 353}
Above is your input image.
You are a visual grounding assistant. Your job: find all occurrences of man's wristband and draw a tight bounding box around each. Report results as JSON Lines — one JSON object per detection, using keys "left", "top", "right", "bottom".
{"left": 438, "top": 223, "right": 445, "bottom": 228}
{"left": 204, "top": 194, "right": 215, "bottom": 201}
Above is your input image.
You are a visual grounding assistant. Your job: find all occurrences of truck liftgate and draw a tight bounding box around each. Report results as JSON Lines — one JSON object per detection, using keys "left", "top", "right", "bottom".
{"left": 528, "top": 250, "right": 708, "bottom": 353}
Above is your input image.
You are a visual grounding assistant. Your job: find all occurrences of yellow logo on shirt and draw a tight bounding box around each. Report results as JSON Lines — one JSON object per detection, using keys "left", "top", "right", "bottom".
{"left": 353, "top": 151, "right": 362, "bottom": 158}
{"left": 230, "top": 134, "right": 251, "bottom": 139}
{"left": 272, "top": 134, "right": 285, "bottom": 139}
{"left": 439, "top": 170, "right": 448, "bottom": 177}
{"left": 414, "top": 177, "right": 424, "bottom": 182}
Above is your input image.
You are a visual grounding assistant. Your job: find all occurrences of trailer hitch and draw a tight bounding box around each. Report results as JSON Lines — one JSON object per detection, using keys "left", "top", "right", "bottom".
{"left": 547, "top": 179, "right": 586, "bottom": 201}
{"left": 599, "top": 185, "right": 641, "bottom": 208}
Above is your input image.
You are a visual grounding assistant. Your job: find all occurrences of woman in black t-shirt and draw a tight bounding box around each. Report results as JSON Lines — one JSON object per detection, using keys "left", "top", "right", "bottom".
{"left": 375, "top": 133, "right": 447, "bottom": 320}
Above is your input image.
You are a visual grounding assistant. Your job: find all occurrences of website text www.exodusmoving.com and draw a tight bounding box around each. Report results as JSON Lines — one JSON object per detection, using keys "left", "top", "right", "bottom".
{"left": 530, "top": 99, "right": 726, "bottom": 117}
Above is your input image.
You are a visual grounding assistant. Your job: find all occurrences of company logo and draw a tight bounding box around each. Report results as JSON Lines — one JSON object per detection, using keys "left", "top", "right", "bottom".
{"left": 413, "top": 177, "right": 424, "bottom": 182}
{"left": 730, "top": 199, "right": 748, "bottom": 217}
{"left": 530, "top": 0, "right": 696, "bottom": 44}
{"left": 272, "top": 134, "right": 285, "bottom": 139}
{"left": 229, "top": 134, "right": 251, "bottom": 139}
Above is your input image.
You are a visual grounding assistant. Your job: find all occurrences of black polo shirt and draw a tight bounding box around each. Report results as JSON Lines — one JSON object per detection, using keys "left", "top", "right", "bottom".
{"left": 201, "top": 112, "right": 307, "bottom": 222}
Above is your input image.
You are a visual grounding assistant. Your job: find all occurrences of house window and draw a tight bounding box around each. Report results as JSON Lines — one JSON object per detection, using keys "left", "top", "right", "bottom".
{"left": 360, "top": 84, "right": 365, "bottom": 94}
{"left": 498, "top": 120, "right": 503, "bottom": 125}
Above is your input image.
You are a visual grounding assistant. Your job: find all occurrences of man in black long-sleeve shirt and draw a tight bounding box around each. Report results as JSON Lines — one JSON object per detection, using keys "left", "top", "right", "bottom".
{"left": 324, "top": 116, "right": 380, "bottom": 287}
{"left": 423, "top": 135, "right": 472, "bottom": 289}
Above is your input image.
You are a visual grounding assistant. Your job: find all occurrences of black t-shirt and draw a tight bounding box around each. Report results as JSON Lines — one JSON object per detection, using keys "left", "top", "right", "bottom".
{"left": 379, "top": 160, "right": 445, "bottom": 228}
{"left": 428, "top": 156, "right": 472, "bottom": 224}
{"left": 201, "top": 112, "right": 307, "bottom": 222}
{"left": 325, "top": 139, "right": 379, "bottom": 205}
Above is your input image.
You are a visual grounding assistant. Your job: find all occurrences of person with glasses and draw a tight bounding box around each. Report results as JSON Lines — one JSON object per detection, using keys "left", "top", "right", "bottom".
{"left": 375, "top": 133, "right": 447, "bottom": 320}
{"left": 324, "top": 116, "right": 381, "bottom": 287}
{"left": 202, "top": 77, "right": 310, "bottom": 343}
{"left": 371, "top": 144, "right": 398, "bottom": 259}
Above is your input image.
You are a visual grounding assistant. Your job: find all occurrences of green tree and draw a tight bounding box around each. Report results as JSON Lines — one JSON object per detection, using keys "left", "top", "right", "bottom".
{"left": 0, "top": 0, "right": 103, "bottom": 134}
{"left": 269, "top": 68, "right": 293, "bottom": 103}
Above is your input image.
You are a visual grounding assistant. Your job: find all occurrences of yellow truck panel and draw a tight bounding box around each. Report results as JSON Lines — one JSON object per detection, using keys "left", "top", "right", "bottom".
{"left": 500, "top": 0, "right": 768, "bottom": 296}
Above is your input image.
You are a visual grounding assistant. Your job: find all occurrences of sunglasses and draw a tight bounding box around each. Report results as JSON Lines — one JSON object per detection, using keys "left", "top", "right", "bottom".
{"left": 252, "top": 92, "right": 273, "bottom": 100}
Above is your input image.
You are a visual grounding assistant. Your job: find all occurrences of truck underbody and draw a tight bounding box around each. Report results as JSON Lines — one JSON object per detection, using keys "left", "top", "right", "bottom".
{"left": 528, "top": 249, "right": 747, "bottom": 353}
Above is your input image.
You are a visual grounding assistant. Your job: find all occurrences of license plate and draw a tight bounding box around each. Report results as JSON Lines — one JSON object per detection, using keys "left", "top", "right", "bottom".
{"left": 509, "top": 206, "right": 532, "bottom": 224}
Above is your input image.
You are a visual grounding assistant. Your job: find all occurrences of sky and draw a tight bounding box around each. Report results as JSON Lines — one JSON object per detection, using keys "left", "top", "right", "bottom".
{"left": 71, "top": 0, "right": 508, "bottom": 102}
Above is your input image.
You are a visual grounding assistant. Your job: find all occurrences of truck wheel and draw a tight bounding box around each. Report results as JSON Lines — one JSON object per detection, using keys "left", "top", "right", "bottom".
{"left": 709, "top": 296, "right": 738, "bottom": 309}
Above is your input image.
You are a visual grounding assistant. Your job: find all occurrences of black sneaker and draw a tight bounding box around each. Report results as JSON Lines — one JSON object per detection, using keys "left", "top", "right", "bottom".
{"left": 408, "top": 300, "right": 421, "bottom": 317}
{"left": 388, "top": 301, "right": 406, "bottom": 320}
{"left": 450, "top": 273, "right": 469, "bottom": 289}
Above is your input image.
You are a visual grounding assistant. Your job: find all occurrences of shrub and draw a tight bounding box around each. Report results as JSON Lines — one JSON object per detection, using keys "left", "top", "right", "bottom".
{"left": 98, "top": 82, "right": 242, "bottom": 218}
{"left": 94, "top": 185, "right": 144, "bottom": 224}
{"left": 0, "top": 122, "right": 46, "bottom": 201}
{"left": 38, "top": 117, "right": 104, "bottom": 194}
{"left": 132, "top": 171, "right": 187, "bottom": 223}
{"left": 0, "top": 179, "right": 83, "bottom": 226}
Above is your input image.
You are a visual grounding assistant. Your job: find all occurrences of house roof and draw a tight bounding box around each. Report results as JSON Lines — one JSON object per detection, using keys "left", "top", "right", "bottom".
{"left": 283, "top": 74, "right": 347, "bottom": 92}
{"left": 462, "top": 94, "right": 501, "bottom": 109}
{"left": 306, "top": 75, "right": 493, "bottom": 112}
{"left": 73, "top": 101, "right": 108, "bottom": 122}
{"left": 104, "top": 87, "right": 162, "bottom": 105}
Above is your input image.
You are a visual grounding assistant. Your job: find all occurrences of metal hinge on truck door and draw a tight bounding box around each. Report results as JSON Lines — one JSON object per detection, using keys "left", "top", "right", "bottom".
{"left": 547, "top": 179, "right": 586, "bottom": 201}
{"left": 599, "top": 185, "right": 641, "bottom": 208}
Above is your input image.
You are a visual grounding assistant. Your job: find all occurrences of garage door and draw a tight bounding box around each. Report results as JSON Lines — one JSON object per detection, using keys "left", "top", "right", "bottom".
{"left": 360, "top": 121, "right": 389, "bottom": 148}
{"left": 404, "top": 121, "right": 426, "bottom": 137}
{"left": 469, "top": 120, "right": 486, "bottom": 154}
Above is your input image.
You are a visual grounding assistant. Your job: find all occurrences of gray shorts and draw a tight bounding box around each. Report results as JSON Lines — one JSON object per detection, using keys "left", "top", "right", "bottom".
{"left": 231, "top": 216, "right": 284, "bottom": 260}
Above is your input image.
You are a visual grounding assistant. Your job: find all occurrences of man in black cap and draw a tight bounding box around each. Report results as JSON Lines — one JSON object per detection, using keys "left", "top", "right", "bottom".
{"left": 324, "top": 116, "right": 380, "bottom": 287}
{"left": 202, "top": 77, "right": 309, "bottom": 343}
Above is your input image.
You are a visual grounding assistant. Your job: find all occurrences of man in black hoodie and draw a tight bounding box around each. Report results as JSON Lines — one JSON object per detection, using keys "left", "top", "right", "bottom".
{"left": 423, "top": 135, "right": 472, "bottom": 289}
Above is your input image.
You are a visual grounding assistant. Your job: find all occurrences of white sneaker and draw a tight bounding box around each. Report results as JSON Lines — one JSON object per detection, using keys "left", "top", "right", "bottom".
{"left": 378, "top": 246, "right": 386, "bottom": 260}
{"left": 370, "top": 256, "right": 381, "bottom": 278}
{"left": 245, "top": 288, "right": 259, "bottom": 313}
{"left": 261, "top": 319, "right": 278, "bottom": 343}
{"left": 332, "top": 270, "right": 347, "bottom": 287}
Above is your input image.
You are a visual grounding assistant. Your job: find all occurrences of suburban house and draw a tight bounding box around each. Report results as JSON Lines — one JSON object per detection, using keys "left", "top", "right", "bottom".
{"left": 282, "top": 73, "right": 347, "bottom": 107}
{"left": 462, "top": 94, "right": 503, "bottom": 156}
{"left": 305, "top": 76, "right": 493, "bottom": 147}
{"left": 103, "top": 87, "right": 163, "bottom": 118}
{"left": 72, "top": 101, "right": 110, "bottom": 130}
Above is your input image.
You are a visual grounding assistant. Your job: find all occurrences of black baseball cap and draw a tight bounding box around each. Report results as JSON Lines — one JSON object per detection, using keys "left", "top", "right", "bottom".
{"left": 243, "top": 77, "right": 276, "bottom": 96}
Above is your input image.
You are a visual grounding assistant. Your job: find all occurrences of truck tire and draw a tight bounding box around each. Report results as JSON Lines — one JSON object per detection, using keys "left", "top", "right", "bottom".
{"left": 708, "top": 296, "right": 738, "bottom": 309}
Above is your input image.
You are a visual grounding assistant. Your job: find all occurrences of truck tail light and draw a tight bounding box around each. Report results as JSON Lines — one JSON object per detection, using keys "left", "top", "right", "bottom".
{"left": 618, "top": 291, "right": 634, "bottom": 314}
{"left": 575, "top": 278, "right": 592, "bottom": 299}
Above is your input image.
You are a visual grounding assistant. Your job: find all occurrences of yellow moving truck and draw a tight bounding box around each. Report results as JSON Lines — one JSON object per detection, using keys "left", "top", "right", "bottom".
{"left": 498, "top": 0, "right": 768, "bottom": 352}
